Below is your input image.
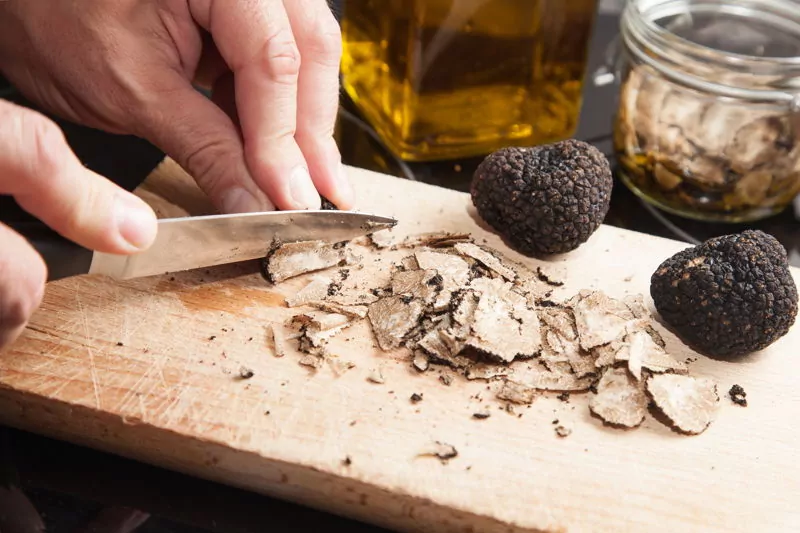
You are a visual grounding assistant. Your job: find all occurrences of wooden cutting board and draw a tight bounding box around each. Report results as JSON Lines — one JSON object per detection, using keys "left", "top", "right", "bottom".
{"left": 1, "top": 159, "right": 798, "bottom": 533}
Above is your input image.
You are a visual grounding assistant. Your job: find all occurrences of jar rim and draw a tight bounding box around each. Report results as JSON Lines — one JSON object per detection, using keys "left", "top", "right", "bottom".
{"left": 621, "top": 0, "right": 800, "bottom": 104}
{"left": 630, "top": 0, "right": 800, "bottom": 66}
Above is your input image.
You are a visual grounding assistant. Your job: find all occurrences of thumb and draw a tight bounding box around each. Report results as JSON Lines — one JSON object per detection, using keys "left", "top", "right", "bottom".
{"left": 0, "top": 101, "right": 158, "bottom": 254}
{"left": 134, "top": 77, "right": 276, "bottom": 214}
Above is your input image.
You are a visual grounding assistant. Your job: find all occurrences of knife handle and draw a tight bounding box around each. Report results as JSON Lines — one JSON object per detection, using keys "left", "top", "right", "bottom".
{"left": 5, "top": 220, "right": 93, "bottom": 282}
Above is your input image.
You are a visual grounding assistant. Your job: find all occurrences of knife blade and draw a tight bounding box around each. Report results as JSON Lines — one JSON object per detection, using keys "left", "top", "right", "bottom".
{"left": 8, "top": 210, "right": 397, "bottom": 282}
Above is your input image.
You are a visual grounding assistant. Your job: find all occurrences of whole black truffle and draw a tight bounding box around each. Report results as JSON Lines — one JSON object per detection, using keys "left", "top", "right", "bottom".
{"left": 470, "top": 139, "right": 613, "bottom": 256}
{"left": 650, "top": 230, "right": 798, "bottom": 358}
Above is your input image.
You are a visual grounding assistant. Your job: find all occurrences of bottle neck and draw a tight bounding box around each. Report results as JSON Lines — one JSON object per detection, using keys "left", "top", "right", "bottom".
{"left": 620, "top": 0, "right": 800, "bottom": 107}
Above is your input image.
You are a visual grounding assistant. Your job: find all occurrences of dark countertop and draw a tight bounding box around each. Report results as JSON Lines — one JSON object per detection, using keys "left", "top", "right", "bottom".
{"left": 0, "top": 4, "right": 797, "bottom": 532}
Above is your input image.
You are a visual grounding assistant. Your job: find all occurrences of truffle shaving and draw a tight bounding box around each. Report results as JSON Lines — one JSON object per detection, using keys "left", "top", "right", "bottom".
{"left": 307, "top": 301, "right": 368, "bottom": 319}
{"left": 615, "top": 330, "right": 688, "bottom": 379}
{"left": 570, "top": 291, "right": 641, "bottom": 350}
{"left": 286, "top": 275, "right": 332, "bottom": 307}
{"left": 391, "top": 269, "right": 442, "bottom": 306}
{"left": 263, "top": 240, "right": 348, "bottom": 283}
{"left": 526, "top": 367, "right": 596, "bottom": 392}
{"left": 463, "top": 277, "right": 541, "bottom": 363}
{"left": 290, "top": 312, "right": 352, "bottom": 356}
{"left": 414, "top": 249, "right": 471, "bottom": 311}
{"left": 589, "top": 367, "right": 648, "bottom": 428}
{"left": 496, "top": 380, "right": 536, "bottom": 404}
{"left": 466, "top": 363, "right": 512, "bottom": 381}
{"left": 454, "top": 242, "right": 517, "bottom": 281}
{"left": 368, "top": 296, "right": 425, "bottom": 351}
{"left": 646, "top": 374, "right": 720, "bottom": 435}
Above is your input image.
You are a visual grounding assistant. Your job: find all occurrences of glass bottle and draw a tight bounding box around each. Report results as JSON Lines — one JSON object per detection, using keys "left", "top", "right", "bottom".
{"left": 612, "top": 0, "right": 800, "bottom": 223}
{"left": 340, "top": 0, "right": 599, "bottom": 162}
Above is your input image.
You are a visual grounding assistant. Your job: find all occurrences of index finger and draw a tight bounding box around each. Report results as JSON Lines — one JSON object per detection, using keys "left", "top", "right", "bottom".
{"left": 189, "top": 0, "right": 322, "bottom": 210}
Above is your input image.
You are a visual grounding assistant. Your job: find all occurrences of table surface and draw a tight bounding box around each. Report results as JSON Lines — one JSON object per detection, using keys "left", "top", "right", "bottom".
{"left": 0, "top": 5, "right": 798, "bottom": 532}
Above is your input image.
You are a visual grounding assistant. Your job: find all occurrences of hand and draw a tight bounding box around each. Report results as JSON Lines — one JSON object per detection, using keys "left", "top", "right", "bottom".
{"left": 0, "top": 100, "right": 157, "bottom": 350}
{"left": 0, "top": 0, "right": 352, "bottom": 213}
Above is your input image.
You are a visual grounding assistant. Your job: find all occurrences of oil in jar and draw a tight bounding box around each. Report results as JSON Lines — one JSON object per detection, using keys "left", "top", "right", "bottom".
{"left": 340, "top": 0, "right": 598, "bottom": 162}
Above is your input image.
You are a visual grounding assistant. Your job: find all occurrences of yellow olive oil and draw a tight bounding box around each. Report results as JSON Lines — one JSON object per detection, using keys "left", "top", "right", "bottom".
{"left": 340, "top": 0, "right": 598, "bottom": 161}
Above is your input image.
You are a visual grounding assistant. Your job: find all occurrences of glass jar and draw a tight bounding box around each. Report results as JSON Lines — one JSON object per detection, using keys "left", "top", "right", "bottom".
{"left": 340, "top": 0, "right": 599, "bottom": 162}
{"left": 611, "top": 0, "right": 800, "bottom": 223}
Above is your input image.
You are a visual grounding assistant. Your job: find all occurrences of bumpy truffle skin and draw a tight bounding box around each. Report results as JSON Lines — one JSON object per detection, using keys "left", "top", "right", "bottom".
{"left": 470, "top": 139, "right": 613, "bottom": 256}
{"left": 650, "top": 230, "right": 798, "bottom": 358}
{"left": 320, "top": 197, "right": 338, "bottom": 210}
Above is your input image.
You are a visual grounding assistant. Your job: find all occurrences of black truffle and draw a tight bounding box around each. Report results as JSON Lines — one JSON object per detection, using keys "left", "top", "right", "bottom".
{"left": 470, "top": 139, "right": 613, "bottom": 256}
{"left": 320, "top": 196, "right": 338, "bottom": 210}
{"left": 650, "top": 230, "right": 798, "bottom": 358}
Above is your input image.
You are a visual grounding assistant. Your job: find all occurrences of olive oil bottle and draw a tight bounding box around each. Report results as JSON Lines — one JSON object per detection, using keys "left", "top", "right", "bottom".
{"left": 340, "top": 0, "right": 598, "bottom": 162}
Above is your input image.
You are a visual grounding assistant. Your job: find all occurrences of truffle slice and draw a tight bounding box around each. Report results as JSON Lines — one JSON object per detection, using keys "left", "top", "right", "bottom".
{"left": 470, "top": 139, "right": 613, "bottom": 256}
{"left": 289, "top": 312, "right": 352, "bottom": 356}
{"left": 370, "top": 231, "right": 471, "bottom": 250}
{"left": 650, "top": 230, "right": 798, "bottom": 358}
{"left": 263, "top": 240, "right": 347, "bottom": 283}
{"left": 496, "top": 380, "right": 536, "bottom": 404}
{"left": 589, "top": 367, "right": 648, "bottom": 428}
{"left": 414, "top": 249, "right": 472, "bottom": 311}
{"left": 463, "top": 277, "right": 541, "bottom": 363}
{"left": 453, "top": 242, "right": 517, "bottom": 282}
{"left": 527, "top": 367, "right": 596, "bottom": 392}
{"left": 466, "top": 363, "right": 512, "bottom": 381}
{"left": 368, "top": 296, "right": 425, "bottom": 351}
{"left": 646, "top": 374, "right": 720, "bottom": 435}
{"left": 570, "top": 291, "right": 641, "bottom": 351}
{"left": 615, "top": 330, "right": 688, "bottom": 379}
{"left": 286, "top": 275, "right": 332, "bottom": 307}
{"left": 391, "top": 269, "right": 442, "bottom": 307}
{"left": 307, "top": 301, "right": 368, "bottom": 319}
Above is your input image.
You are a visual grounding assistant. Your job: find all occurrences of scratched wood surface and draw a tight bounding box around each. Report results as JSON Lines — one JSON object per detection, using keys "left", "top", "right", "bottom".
{"left": 0, "top": 158, "right": 799, "bottom": 533}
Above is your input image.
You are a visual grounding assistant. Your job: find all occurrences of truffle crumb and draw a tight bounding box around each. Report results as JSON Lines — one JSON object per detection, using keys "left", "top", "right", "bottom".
{"left": 367, "top": 368, "right": 385, "bottom": 384}
{"left": 342, "top": 456, "right": 352, "bottom": 466}
{"left": 238, "top": 366, "right": 254, "bottom": 379}
{"left": 554, "top": 425, "right": 572, "bottom": 438}
{"left": 412, "top": 352, "right": 430, "bottom": 372}
{"left": 729, "top": 384, "right": 748, "bottom": 407}
{"left": 418, "top": 442, "right": 458, "bottom": 463}
{"left": 410, "top": 393, "right": 423, "bottom": 404}
{"left": 473, "top": 411, "right": 491, "bottom": 420}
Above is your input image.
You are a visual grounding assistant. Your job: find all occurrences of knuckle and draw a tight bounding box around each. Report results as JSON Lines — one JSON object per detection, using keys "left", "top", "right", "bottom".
{"left": 302, "top": 15, "right": 342, "bottom": 65}
{"left": 182, "top": 136, "right": 241, "bottom": 196}
{"left": 262, "top": 31, "right": 302, "bottom": 83}
{"left": 20, "top": 111, "right": 67, "bottom": 179}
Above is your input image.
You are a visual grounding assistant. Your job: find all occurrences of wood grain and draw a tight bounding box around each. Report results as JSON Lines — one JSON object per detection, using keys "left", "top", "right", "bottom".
{"left": 0, "top": 158, "right": 798, "bottom": 533}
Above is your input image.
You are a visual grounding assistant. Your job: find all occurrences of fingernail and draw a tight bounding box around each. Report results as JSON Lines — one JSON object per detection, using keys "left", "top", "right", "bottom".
{"left": 115, "top": 193, "right": 157, "bottom": 250}
{"left": 290, "top": 166, "right": 321, "bottom": 210}
{"left": 337, "top": 162, "right": 355, "bottom": 208}
{"left": 221, "top": 187, "right": 272, "bottom": 213}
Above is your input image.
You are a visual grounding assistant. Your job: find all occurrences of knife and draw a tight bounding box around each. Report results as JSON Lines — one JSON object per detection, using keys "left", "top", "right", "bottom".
{"left": 7, "top": 211, "right": 397, "bottom": 282}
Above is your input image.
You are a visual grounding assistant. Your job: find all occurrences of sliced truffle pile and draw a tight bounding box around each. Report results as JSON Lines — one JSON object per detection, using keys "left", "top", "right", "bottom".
{"left": 650, "top": 230, "right": 798, "bottom": 358}
{"left": 470, "top": 139, "right": 613, "bottom": 257}
{"left": 615, "top": 66, "right": 800, "bottom": 215}
{"left": 261, "top": 231, "right": 725, "bottom": 436}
